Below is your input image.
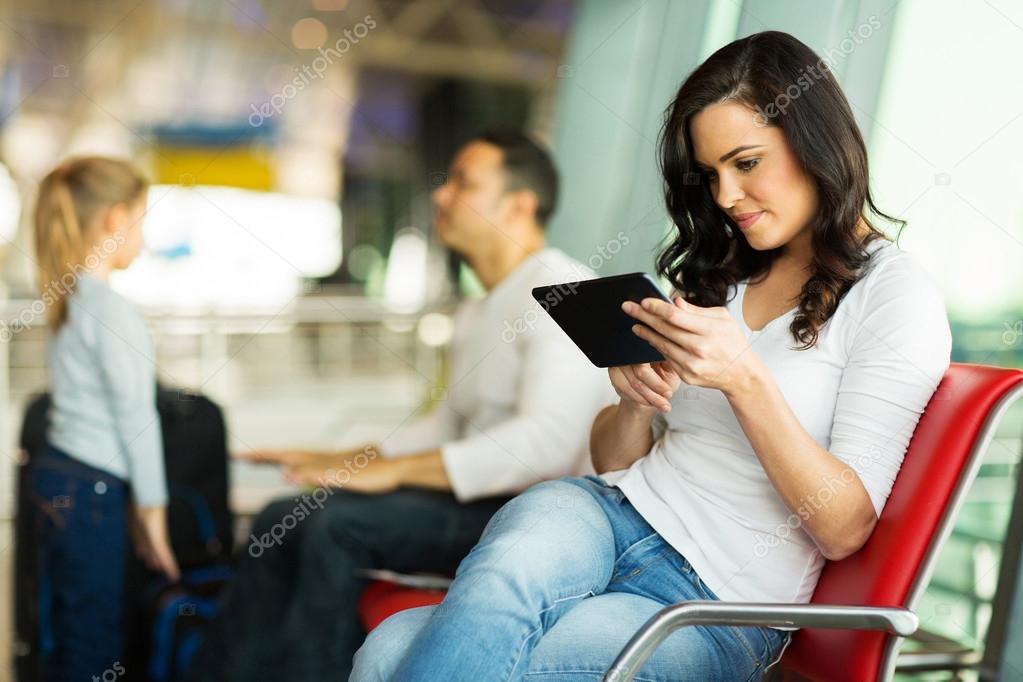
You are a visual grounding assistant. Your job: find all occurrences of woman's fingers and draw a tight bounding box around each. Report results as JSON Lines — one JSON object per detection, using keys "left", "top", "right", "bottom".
{"left": 621, "top": 364, "right": 672, "bottom": 412}
{"left": 610, "top": 363, "right": 675, "bottom": 412}
{"left": 608, "top": 366, "right": 650, "bottom": 406}
{"left": 644, "top": 297, "right": 716, "bottom": 324}
{"left": 622, "top": 301, "right": 701, "bottom": 347}
{"left": 652, "top": 361, "right": 683, "bottom": 389}
{"left": 632, "top": 362, "right": 674, "bottom": 398}
{"left": 631, "top": 324, "right": 672, "bottom": 360}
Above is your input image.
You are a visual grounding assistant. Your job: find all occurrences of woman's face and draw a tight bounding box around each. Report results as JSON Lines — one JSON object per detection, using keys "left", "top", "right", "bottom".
{"left": 689, "top": 101, "right": 818, "bottom": 259}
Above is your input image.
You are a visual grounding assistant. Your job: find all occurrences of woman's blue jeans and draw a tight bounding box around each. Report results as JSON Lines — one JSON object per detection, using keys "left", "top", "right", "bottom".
{"left": 351, "top": 475, "right": 790, "bottom": 681}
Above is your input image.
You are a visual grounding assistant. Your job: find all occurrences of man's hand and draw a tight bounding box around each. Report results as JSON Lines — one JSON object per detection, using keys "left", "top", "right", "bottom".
{"left": 281, "top": 448, "right": 451, "bottom": 494}
{"left": 235, "top": 449, "right": 331, "bottom": 468}
{"left": 238, "top": 444, "right": 378, "bottom": 469}
{"left": 284, "top": 456, "right": 402, "bottom": 493}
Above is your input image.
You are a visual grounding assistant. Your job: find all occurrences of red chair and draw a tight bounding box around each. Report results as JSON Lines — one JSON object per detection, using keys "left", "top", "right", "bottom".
{"left": 356, "top": 363, "right": 1023, "bottom": 682}
{"left": 358, "top": 578, "right": 448, "bottom": 632}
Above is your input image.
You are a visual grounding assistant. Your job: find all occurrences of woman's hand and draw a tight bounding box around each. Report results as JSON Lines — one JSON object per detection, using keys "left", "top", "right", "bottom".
{"left": 608, "top": 361, "right": 681, "bottom": 413}
{"left": 131, "top": 504, "right": 180, "bottom": 582}
{"left": 622, "top": 296, "right": 760, "bottom": 398}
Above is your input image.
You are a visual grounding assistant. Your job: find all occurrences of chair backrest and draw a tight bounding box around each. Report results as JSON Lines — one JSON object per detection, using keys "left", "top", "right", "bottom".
{"left": 782, "top": 363, "right": 1023, "bottom": 682}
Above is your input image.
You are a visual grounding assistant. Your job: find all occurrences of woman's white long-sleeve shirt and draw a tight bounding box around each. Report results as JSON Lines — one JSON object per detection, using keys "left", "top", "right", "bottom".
{"left": 601, "top": 239, "right": 952, "bottom": 604}
{"left": 381, "top": 247, "right": 617, "bottom": 502}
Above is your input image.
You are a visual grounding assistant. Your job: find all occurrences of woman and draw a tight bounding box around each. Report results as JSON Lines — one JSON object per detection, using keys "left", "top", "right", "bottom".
{"left": 351, "top": 31, "right": 952, "bottom": 681}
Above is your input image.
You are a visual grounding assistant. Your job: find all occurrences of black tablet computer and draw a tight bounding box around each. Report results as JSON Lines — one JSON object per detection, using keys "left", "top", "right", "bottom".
{"left": 531, "top": 272, "right": 674, "bottom": 368}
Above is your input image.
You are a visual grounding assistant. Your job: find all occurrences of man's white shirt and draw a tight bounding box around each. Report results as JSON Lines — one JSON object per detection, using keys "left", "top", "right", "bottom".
{"left": 381, "top": 247, "right": 617, "bottom": 501}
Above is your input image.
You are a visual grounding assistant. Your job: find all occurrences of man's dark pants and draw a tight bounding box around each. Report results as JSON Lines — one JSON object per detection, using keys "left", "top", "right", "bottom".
{"left": 186, "top": 486, "right": 511, "bottom": 681}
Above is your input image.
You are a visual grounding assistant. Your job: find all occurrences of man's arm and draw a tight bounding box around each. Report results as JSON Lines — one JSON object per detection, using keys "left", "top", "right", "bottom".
{"left": 392, "top": 448, "right": 450, "bottom": 489}
{"left": 435, "top": 321, "right": 616, "bottom": 501}
{"left": 282, "top": 444, "right": 450, "bottom": 492}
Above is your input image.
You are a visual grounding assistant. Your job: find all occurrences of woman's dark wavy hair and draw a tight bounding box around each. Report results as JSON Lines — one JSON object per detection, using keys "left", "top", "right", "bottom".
{"left": 657, "top": 30, "right": 902, "bottom": 350}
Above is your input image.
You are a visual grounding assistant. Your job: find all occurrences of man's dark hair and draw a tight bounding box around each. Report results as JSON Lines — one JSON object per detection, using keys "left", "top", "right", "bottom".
{"left": 474, "top": 130, "right": 559, "bottom": 228}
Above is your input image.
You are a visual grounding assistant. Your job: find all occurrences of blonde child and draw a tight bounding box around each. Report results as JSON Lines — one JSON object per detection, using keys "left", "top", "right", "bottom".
{"left": 30, "top": 157, "right": 178, "bottom": 679}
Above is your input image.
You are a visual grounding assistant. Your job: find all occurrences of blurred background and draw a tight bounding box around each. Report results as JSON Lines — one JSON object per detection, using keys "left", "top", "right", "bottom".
{"left": 1, "top": 0, "right": 1021, "bottom": 680}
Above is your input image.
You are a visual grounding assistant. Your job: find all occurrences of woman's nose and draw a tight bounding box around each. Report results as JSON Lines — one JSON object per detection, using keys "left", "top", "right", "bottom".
{"left": 714, "top": 174, "right": 745, "bottom": 209}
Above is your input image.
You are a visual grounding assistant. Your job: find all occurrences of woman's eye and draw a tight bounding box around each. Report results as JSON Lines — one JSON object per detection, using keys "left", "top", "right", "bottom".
{"left": 736, "top": 158, "right": 760, "bottom": 172}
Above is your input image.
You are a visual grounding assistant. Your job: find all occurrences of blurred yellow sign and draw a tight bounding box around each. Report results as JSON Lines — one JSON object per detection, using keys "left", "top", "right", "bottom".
{"left": 150, "top": 146, "right": 274, "bottom": 190}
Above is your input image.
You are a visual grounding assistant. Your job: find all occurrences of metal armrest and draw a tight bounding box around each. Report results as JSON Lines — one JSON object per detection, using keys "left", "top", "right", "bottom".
{"left": 355, "top": 568, "right": 454, "bottom": 590}
{"left": 602, "top": 601, "right": 919, "bottom": 682}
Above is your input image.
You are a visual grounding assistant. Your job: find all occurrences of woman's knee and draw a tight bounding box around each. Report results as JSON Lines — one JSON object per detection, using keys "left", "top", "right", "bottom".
{"left": 460, "top": 479, "right": 614, "bottom": 582}
{"left": 350, "top": 606, "right": 435, "bottom": 682}
{"left": 483, "top": 479, "right": 604, "bottom": 535}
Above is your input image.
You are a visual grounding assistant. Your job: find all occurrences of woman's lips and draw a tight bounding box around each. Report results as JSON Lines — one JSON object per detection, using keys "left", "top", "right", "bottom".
{"left": 734, "top": 211, "right": 763, "bottom": 230}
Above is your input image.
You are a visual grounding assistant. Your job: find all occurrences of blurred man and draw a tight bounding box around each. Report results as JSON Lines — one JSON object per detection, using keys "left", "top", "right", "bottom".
{"left": 186, "top": 131, "right": 616, "bottom": 682}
